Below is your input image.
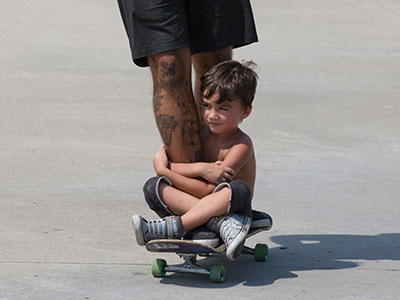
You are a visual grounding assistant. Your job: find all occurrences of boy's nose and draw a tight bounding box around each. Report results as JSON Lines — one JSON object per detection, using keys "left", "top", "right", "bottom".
{"left": 209, "top": 108, "right": 218, "bottom": 119}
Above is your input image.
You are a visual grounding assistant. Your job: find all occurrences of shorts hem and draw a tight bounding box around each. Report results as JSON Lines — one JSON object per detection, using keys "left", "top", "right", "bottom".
{"left": 191, "top": 38, "right": 258, "bottom": 55}
{"left": 213, "top": 182, "right": 233, "bottom": 215}
{"left": 132, "top": 38, "right": 258, "bottom": 67}
{"left": 132, "top": 41, "right": 190, "bottom": 67}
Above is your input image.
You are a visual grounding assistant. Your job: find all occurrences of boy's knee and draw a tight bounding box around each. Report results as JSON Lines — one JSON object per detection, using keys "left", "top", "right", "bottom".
{"left": 143, "top": 176, "right": 158, "bottom": 198}
{"left": 143, "top": 176, "right": 173, "bottom": 218}
{"left": 229, "top": 179, "right": 253, "bottom": 218}
{"left": 230, "top": 180, "right": 251, "bottom": 199}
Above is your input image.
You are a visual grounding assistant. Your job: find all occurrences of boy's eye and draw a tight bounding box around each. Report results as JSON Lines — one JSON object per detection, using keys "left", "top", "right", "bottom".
{"left": 220, "top": 106, "right": 229, "bottom": 111}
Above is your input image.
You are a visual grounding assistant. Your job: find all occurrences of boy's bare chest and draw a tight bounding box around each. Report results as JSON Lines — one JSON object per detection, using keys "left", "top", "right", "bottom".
{"left": 202, "top": 139, "right": 232, "bottom": 162}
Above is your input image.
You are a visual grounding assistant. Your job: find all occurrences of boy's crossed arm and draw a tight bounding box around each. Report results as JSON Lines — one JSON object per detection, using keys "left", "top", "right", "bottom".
{"left": 153, "top": 143, "right": 252, "bottom": 199}
{"left": 153, "top": 146, "right": 218, "bottom": 198}
{"left": 170, "top": 161, "right": 234, "bottom": 184}
{"left": 168, "top": 139, "right": 253, "bottom": 185}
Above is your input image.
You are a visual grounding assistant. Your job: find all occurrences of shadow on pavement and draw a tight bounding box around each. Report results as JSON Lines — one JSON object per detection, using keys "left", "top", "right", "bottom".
{"left": 158, "top": 233, "right": 400, "bottom": 288}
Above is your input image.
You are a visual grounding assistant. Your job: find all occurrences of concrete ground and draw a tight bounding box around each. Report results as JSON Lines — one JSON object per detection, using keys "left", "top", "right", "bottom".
{"left": 1, "top": 0, "right": 399, "bottom": 299}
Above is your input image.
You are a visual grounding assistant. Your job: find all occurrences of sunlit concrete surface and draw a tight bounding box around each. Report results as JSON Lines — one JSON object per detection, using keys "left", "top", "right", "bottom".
{"left": 1, "top": 0, "right": 399, "bottom": 299}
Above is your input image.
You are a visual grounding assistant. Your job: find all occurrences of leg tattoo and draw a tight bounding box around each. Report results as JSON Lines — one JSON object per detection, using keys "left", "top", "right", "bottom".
{"left": 153, "top": 85, "right": 163, "bottom": 114}
{"left": 155, "top": 114, "right": 178, "bottom": 147}
{"left": 181, "top": 120, "right": 200, "bottom": 147}
{"left": 149, "top": 49, "right": 202, "bottom": 162}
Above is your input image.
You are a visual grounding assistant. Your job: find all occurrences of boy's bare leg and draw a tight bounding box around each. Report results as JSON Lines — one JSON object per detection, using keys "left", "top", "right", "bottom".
{"left": 192, "top": 46, "right": 233, "bottom": 115}
{"left": 181, "top": 187, "right": 231, "bottom": 232}
{"left": 134, "top": 184, "right": 250, "bottom": 260}
{"left": 159, "top": 182, "right": 230, "bottom": 231}
{"left": 158, "top": 181, "right": 200, "bottom": 216}
{"left": 148, "top": 48, "right": 201, "bottom": 163}
{"left": 179, "top": 185, "right": 251, "bottom": 261}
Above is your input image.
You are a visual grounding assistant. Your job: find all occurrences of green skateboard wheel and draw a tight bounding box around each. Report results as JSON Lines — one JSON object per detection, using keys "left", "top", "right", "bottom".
{"left": 151, "top": 258, "right": 167, "bottom": 278}
{"left": 209, "top": 265, "right": 226, "bottom": 283}
{"left": 254, "top": 243, "right": 269, "bottom": 262}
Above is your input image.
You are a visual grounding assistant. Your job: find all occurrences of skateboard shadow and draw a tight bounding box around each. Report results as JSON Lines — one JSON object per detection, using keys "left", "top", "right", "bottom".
{"left": 158, "top": 233, "right": 400, "bottom": 288}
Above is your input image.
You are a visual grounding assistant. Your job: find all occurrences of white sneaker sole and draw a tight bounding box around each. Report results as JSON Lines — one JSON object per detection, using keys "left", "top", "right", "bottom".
{"left": 192, "top": 238, "right": 221, "bottom": 248}
{"left": 132, "top": 215, "right": 146, "bottom": 246}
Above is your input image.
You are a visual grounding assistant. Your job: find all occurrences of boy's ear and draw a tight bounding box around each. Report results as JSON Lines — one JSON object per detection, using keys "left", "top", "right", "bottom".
{"left": 242, "top": 105, "right": 252, "bottom": 120}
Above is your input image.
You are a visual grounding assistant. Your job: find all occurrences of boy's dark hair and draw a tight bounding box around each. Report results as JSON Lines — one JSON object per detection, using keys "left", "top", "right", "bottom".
{"left": 200, "top": 60, "right": 258, "bottom": 108}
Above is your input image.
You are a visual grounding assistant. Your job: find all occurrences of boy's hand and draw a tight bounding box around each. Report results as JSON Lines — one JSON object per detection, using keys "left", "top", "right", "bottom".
{"left": 201, "top": 161, "right": 235, "bottom": 184}
{"left": 153, "top": 145, "right": 169, "bottom": 176}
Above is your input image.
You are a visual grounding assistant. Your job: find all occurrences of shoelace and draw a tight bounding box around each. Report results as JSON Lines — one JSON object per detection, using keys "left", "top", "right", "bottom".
{"left": 220, "top": 220, "right": 239, "bottom": 245}
{"left": 146, "top": 219, "right": 166, "bottom": 238}
{"left": 221, "top": 216, "right": 250, "bottom": 245}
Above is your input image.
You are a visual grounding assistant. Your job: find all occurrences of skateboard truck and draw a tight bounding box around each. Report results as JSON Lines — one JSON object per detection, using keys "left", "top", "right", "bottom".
{"left": 152, "top": 253, "right": 227, "bottom": 283}
{"left": 150, "top": 243, "right": 269, "bottom": 283}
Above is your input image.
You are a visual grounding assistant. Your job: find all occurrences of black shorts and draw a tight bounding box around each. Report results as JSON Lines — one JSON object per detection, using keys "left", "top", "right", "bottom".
{"left": 117, "top": 0, "right": 258, "bottom": 67}
{"left": 143, "top": 176, "right": 253, "bottom": 218}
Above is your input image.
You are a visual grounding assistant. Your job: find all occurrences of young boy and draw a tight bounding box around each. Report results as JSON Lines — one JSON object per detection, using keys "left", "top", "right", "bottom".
{"left": 133, "top": 60, "right": 258, "bottom": 260}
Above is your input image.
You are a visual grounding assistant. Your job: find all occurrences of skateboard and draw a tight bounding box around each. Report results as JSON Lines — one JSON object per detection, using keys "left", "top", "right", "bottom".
{"left": 145, "top": 210, "right": 272, "bottom": 283}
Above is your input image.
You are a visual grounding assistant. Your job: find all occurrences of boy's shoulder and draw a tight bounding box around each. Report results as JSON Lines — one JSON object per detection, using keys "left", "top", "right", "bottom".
{"left": 227, "top": 126, "right": 253, "bottom": 146}
{"left": 236, "top": 128, "right": 253, "bottom": 146}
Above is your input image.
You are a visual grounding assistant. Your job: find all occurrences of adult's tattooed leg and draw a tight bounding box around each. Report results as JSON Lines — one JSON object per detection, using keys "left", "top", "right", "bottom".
{"left": 155, "top": 114, "right": 178, "bottom": 147}
{"left": 192, "top": 46, "right": 233, "bottom": 117}
{"left": 149, "top": 48, "right": 202, "bottom": 163}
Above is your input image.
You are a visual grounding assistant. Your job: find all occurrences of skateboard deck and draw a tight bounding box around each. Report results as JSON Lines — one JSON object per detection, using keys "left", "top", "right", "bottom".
{"left": 146, "top": 239, "right": 226, "bottom": 254}
{"left": 144, "top": 210, "right": 273, "bottom": 283}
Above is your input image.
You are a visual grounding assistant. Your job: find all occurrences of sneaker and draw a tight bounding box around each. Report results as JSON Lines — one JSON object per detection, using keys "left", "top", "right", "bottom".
{"left": 207, "top": 214, "right": 251, "bottom": 261}
{"left": 132, "top": 215, "right": 183, "bottom": 246}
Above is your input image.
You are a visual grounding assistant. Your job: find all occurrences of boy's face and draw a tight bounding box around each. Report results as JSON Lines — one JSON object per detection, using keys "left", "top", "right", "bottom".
{"left": 201, "top": 91, "right": 251, "bottom": 136}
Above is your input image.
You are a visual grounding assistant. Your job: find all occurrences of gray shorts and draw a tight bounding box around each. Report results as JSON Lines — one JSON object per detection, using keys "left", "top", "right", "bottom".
{"left": 117, "top": 0, "right": 258, "bottom": 67}
{"left": 143, "top": 176, "right": 252, "bottom": 218}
